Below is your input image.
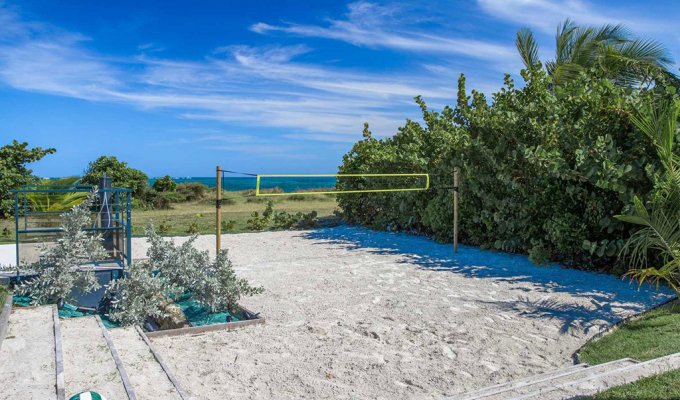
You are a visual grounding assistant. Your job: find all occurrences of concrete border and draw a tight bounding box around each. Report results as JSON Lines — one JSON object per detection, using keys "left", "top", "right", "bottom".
{"left": 0, "top": 292, "right": 13, "bottom": 351}
{"left": 95, "top": 315, "right": 137, "bottom": 400}
{"left": 134, "top": 325, "right": 189, "bottom": 400}
{"left": 52, "top": 305, "right": 65, "bottom": 400}
{"left": 573, "top": 296, "right": 679, "bottom": 364}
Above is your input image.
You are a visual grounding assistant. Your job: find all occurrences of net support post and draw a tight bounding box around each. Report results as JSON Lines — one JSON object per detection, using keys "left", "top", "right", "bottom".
{"left": 453, "top": 167, "right": 460, "bottom": 253}
{"left": 216, "top": 165, "right": 222, "bottom": 255}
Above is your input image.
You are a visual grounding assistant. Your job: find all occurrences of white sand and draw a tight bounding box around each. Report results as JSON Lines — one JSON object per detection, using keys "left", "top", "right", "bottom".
{"left": 142, "top": 227, "right": 674, "bottom": 400}
{"left": 61, "top": 316, "right": 128, "bottom": 399}
{"left": 109, "top": 326, "right": 182, "bottom": 399}
{"left": 0, "top": 306, "right": 56, "bottom": 400}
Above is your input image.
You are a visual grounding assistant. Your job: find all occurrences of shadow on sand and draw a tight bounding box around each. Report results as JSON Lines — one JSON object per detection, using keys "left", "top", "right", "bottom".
{"left": 302, "top": 226, "right": 676, "bottom": 333}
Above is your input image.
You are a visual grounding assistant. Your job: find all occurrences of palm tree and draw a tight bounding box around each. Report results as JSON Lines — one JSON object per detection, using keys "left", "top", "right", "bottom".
{"left": 616, "top": 97, "right": 680, "bottom": 294}
{"left": 516, "top": 20, "right": 676, "bottom": 86}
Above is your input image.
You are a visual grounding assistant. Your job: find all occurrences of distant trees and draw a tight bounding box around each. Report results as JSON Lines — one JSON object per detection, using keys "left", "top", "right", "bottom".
{"left": 152, "top": 175, "right": 177, "bottom": 192}
{"left": 81, "top": 156, "right": 148, "bottom": 197}
{"left": 0, "top": 140, "right": 56, "bottom": 217}
{"left": 516, "top": 19, "right": 677, "bottom": 87}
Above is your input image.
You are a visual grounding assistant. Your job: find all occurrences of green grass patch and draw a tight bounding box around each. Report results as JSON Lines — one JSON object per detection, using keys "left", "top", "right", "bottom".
{"left": 578, "top": 301, "right": 680, "bottom": 399}
{"left": 589, "top": 368, "right": 680, "bottom": 399}
{"left": 579, "top": 302, "right": 680, "bottom": 364}
{"left": 0, "top": 285, "right": 9, "bottom": 309}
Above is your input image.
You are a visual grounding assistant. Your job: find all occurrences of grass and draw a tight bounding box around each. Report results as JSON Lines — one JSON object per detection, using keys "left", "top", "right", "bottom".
{"left": 0, "top": 284, "right": 8, "bottom": 309}
{"left": 131, "top": 189, "right": 338, "bottom": 236}
{"left": 0, "top": 189, "right": 339, "bottom": 243}
{"left": 579, "top": 301, "right": 680, "bottom": 399}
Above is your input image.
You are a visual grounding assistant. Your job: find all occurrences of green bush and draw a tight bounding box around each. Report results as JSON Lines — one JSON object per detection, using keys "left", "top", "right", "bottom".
{"left": 338, "top": 70, "right": 670, "bottom": 270}
{"left": 176, "top": 182, "right": 208, "bottom": 201}
{"left": 0, "top": 140, "right": 55, "bottom": 217}
{"left": 81, "top": 156, "right": 148, "bottom": 198}
{"left": 152, "top": 175, "right": 177, "bottom": 192}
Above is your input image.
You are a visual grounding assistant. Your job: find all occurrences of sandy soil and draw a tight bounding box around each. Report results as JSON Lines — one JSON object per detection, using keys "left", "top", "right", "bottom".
{"left": 143, "top": 227, "right": 674, "bottom": 400}
{"left": 0, "top": 306, "right": 56, "bottom": 400}
{"left": 61, "top": 316, "right": 128, "bottom": 399}
{"left": 109, "top": 326, "right": 182, "bottom": 399}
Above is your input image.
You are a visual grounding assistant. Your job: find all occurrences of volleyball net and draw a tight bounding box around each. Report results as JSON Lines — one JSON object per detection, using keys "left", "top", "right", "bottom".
{"left": 254, "top": 173, "right": 430, "bottom": 196}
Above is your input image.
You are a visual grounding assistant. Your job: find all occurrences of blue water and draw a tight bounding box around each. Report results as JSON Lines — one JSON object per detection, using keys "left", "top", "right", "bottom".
{"left": 149, "top": 176, "right": 337, "bottom": 192}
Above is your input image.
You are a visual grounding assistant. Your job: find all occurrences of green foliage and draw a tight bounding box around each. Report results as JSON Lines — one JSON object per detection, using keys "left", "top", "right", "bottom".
{"left": 0, "top": 140, "right": 56, "bottom": 217}
{"left": 221, "top": 220, "right": 236, "bottom": 231}
{"left": 616, "top": 96, "right": 680, "bottom": 294}
{"left": 338, "top": 70, "right": 666, "bottom": 269}
{"left": 16, "top": 191, "right": 108, "bottom": 304}
{"left": 152, "top": 175, "right": 177, "bottom": 192}
{"left": 176, "top": 182, "right": 208, "bottom": 201}
{"left": 25, "top": 177, "right": 88, "bottom": 212}
{"left": 81, "top": 156, "right": 148, "bottom": 197}
{"left": 246, "top": 201, "right": 274, "bottom": 230}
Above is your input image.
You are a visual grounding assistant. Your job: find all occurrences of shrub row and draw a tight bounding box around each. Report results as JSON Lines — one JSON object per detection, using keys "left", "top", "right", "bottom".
{"left": 338, "top": 70, "right": 669, "bottom": 270}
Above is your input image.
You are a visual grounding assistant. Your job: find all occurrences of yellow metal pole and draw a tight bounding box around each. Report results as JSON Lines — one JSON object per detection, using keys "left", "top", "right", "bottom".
{"left": 453, "top": 167, "right": 460, "bottom": 253}
{"left": 216, "top": 165, "right": 222, "bottom": 255}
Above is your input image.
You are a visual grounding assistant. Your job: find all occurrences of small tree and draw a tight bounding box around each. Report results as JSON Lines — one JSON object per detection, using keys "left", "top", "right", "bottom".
{"left": 152, "top": 175, "right": 177, "bottom": 192}
{"left": 0, "top": 140, "right": 56, "bottom": 217}
{"left": 82, "top": 156, "right": 148, "bottom": 197}
{"left": 101, "top": 262, "right": 168, "bottom": 326}
{"left": 101, "top": 226, "right": 263, "bottom": 325}
{"left": 17, "top": 191, "right": 108, "bottom": 305}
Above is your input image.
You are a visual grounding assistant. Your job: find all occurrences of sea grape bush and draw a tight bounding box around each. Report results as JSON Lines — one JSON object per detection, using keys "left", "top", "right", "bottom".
{"left": 339, "top": 69, "right": 675, "bottom": 270}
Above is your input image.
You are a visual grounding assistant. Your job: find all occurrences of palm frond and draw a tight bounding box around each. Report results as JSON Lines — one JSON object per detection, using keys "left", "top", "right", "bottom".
{"left": 516, "top": 28, "right": 541, "bottom": 72}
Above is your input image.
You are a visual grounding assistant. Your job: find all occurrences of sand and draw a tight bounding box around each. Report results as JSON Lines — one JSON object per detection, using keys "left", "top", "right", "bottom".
{"left": 141, "top": 226, "right": 674, "bottom": 399}
{"left": 61, "top": 316, "right": 128, "bottom": 399}
{"left": 0, "top": 306, "right": 56, "bottom": 400}
{"left": 109, "top": 326, "right": 182, "bottom": 399}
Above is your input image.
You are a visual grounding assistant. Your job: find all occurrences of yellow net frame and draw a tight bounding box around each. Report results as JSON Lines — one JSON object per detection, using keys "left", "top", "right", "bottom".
{"left": 255, "top": 173, "right": 430, "bottom": 196}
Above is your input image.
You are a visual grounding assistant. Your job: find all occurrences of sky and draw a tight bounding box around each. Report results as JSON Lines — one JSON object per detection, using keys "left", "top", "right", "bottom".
{"left": 1, "top": 0, "right": 679, "bottom": 177}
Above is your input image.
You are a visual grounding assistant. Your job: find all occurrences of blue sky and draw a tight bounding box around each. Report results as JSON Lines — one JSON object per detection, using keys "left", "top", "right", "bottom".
{"left": 1, "top": 0, "right": 678, "bottom": 177}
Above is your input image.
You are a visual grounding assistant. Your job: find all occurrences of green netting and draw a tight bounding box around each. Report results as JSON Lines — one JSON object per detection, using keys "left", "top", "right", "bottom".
{"left": 13, "top": 293, "right": 246, "bottom": 329}
{"left": 174, "top": 292, "right": 246, "bottom": 327}
{"left": 13, "top": 295, "right": 120, "bottom": 328}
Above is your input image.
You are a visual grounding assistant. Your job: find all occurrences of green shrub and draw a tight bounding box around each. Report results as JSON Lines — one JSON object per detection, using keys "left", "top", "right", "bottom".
{"left": 177, "top": 182, "right": 208, "bottom": 201}
{"left": 81, "top": 156, "right": 148, "bottom": 198}
{"left": 221, "top": 220, "right": 237, "bottom": 231}
{"left": 153, "top": 175, "right": 177, "bottom": 192}
{"left": 0, "top": 140, "right": 55, "bottom": 217}
{"left": 338, "top": 70, "right": 669, "bottom": 270}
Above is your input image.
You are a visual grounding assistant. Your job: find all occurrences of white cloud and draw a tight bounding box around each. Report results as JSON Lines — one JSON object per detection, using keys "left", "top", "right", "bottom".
{"left": 477, "top": 0, "right": 671, "bottom": 35}
{"left": 250, "top": 1, "right": 517, "bottom": 64}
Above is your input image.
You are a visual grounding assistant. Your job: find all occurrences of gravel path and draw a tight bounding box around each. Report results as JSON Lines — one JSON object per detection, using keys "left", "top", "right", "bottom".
{"left": 0, "top": 306, "right": 56, "bottom": 400}
{"left": 143, "top": 227, "right": 674, "bottom": 400}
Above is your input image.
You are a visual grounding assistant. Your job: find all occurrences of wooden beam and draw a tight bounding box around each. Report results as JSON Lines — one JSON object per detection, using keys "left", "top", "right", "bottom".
{"left": 453, "top": 167, "right": 460, "bottom": 253}
{"left": 134, "top": 325, "right": 190, "bottom": 400}
{"left": 216, "top": 165, "right": 222, "bottom": 255}
{"left": 95, "top": 316, "right": 137, "bottom": 400}
{"left": 145, "top": 316, "right": 265, "bottom": 339}
{"left": 52, "top": 305, "right": 65, "bottom": 400}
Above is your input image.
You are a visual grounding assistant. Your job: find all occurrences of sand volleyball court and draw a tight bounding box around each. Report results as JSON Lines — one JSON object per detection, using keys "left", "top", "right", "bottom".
{"left": 128, "top": 226, "right": 674, "bottom": 399}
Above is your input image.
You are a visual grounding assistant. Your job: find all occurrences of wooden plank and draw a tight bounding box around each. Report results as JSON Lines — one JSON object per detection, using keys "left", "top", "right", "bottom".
{"left": 95, "top": 316, "right": 137, "bottom": 400}
{"left": 52, "top": 305, "right": 65, "bottom": 400}
{"left": 0, "top": 293, "right": 13, "bottom": 351}
{"left": 134, "top": 325, "right": 190, "bottom": 400}
{"left": 146, "top": 316, "right": 265, "bottom": 339}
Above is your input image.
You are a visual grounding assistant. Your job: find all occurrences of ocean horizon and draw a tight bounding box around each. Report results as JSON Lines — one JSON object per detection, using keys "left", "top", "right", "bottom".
{"left": 148, "top": 176, "right": 337, "bottom": 192}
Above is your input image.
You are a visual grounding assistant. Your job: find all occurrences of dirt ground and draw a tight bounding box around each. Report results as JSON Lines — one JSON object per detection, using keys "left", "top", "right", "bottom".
{"left": 139, "top": 227, "right": 674, "bottom": 400}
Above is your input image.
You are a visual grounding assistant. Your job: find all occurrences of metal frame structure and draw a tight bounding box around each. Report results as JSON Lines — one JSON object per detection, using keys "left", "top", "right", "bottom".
{"left": 13, "top": 185, "right": 132, "bottom": 272}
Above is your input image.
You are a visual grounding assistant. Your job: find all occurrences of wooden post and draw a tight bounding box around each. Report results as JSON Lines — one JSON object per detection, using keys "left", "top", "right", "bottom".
{"left": 453, "top": 167, "right": 460, "bottom": 253}
{"left": 216, "top": 165, "right": 222, "bottom": 255}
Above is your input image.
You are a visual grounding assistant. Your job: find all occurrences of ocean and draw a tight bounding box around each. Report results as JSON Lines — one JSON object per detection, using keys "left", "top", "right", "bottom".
{"left": 149, "top": 176, "right": 337, "bottom": 192}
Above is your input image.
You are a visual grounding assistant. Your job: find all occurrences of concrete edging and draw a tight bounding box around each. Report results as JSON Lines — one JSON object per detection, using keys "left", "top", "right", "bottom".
{"left": 0, "top": 293, "right": 13, "bottom": 352}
